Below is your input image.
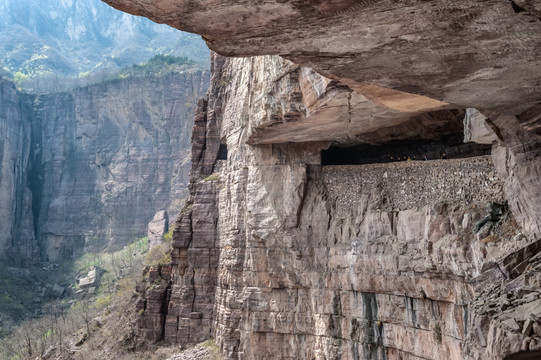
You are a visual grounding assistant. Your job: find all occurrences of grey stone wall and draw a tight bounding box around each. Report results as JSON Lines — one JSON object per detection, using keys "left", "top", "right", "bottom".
{"left": 33, "top": 71, "right": 209, "bottom": 261}
{"left": 0, "top": 77, "right": 38, "bottom": 266}
{"left": 324, "top": 156, "right": 504, "bottom": 216}
{"left": 0, "top": 70, "right": 210, "bottom": 265}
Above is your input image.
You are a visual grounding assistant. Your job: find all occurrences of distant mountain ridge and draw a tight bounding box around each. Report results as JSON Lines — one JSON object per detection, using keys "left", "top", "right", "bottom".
{"left": 0, "top": 0, "right": 209, "bottom": 77}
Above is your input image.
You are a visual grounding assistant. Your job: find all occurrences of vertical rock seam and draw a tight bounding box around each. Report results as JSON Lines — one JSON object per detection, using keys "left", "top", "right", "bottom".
{"left": 136, "top": 55, "right": 226, "bottom": 347}
{"left": 136, "top": 54, "right": 541, "bottom": 360}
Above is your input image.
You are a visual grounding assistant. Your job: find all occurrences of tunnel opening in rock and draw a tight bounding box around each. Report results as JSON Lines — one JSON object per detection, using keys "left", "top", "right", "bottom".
{"left": 322, "top": 135, "right": 491, "bottom": 165}
{"left": 217, "top": 143, "right": 228, "bottom": 160}
{"left": 322, "top": 109, "right": 493, "bottom": 165}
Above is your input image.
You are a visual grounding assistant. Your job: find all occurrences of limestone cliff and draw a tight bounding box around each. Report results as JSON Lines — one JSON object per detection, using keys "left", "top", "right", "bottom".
{"left": 0, "top": 70, "right": 209, "bottom": 265}
{"left": 134, "top": 55, "right": 541, "bottom": 360}
{"left": 102, "top": 0, "right": 541, "bottom": 243}
{"left": 0, "top": 77, "right": 38, "bottom": 266}
{"left": 33, "top": 71, "right": 209, "bottom": 262}
{"left": 100, "top": 1, "right": 541, "bottom": 358}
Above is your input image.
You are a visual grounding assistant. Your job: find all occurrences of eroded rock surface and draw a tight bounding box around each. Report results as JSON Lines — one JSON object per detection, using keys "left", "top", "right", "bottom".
{"left": 149, "top": 210, "right": 169, "bottom": 249}
{"left": 0, "top": 70, "right": 209, "bottom": 265}
{"left": 464, "top": 109, "right": 499, "bottom": 145}
{"left": 133, "top": 55, "right": 541, "bottom": 359}
{"left": 34, "top": 72, "right": 209, "bottom": 261}
{"left": 0, "top": 77, "right": 38, "bottom": 266}
{"left": 103, "top": 0, "right": 541, "bottom": 117}
{"left": 99, "top": 1, "right": 541, "bottom": 358}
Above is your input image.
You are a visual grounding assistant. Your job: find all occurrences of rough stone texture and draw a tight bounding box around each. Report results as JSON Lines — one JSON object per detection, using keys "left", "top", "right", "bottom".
{"left": 98, "top": 0, "right": 541, "bottom": 242}
{"left": 206, "top": 56, "right": 523, "bottom": 359}
{"left": 464, "top": 109, "right": 499, "bottom": 145}
{"left": 97, "top": 1, "right": 541, "bottom": 358}
{"left": 217, "top": 57, "right": 458, "bottom": 146}
{"left": 36, "top": 72, "right": 206, "bottom": 260}
{"left": 167, "top": 346, "right": 212, "bottom": 360}
{"left": 488, "top": 112, "right": 541, "bottom": 242}
{"left": 0, "top": 77, "right": 38, "bottom": 266}
{"left": 133, "top": 55, "right": 541, "bottom": 360}
{"left": 136, "top": 57, "right": 226, "bottom": 347}
{"left": 324, "top": 157, "right": 503, "bottom": 214}
{"left": 103, "top": 0, "right": 541, "bottom": 117}
{"left": 136, "top": 264, "right": 173, "bottom": 342}
{"left": 165, "top": 180, "right": 219, "bottom": 346}
{"left": 101, "top": 0, "right": 541, "bottom": 242}
{"left": 149, "top": 210, "right": 169, "bottom": 249}
{"left": 465, "top": 245, "right": 541, "bottom": 359}
{"left": 0, "top": 70, "right": 209, "bottom": 265}
{"left": 34, "top": 72, "right": 209, "bottom": 261}
{"left": 162, "top": 59, "right": 227, "bottom": 344}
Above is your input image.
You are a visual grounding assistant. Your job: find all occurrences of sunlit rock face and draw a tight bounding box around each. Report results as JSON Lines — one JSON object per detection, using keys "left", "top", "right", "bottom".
{"left": 208, "top": 56, "right": 537, "bottom": 360}
{"left": 100, "top": 1, "right": 541, "bottom": 358}
{"left": 131, "top": 54, "right": 541, "bottom": 360}
{"left": 101, "top": 0, "right": 541, "bottom": 240}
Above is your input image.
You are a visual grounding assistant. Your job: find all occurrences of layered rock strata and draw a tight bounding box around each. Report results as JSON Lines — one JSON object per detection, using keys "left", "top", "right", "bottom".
{"left": 134, "top": 55, "right": 541, "bottom": 359}
{"left": 0, "top": 70, "right": 209, "bottom": 265}
{"left": 100, "top": 1, "right": 541, "bottom": 358}
{"left": 0, "top": 77, "right": 38, "bottom": 266}
{"left": 137, "top": 57, "right": 227, "bottom": 346}
{"left": 101, "top": 0, "right": 541, "bottom": 242}
{"left": 33, "top": 72, "right": 209, "bottom": 261}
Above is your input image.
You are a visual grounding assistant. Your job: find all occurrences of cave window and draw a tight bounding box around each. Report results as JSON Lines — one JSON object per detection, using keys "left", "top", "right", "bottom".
{"left": 217, "top": 143, "right": 228, "bottom": 160}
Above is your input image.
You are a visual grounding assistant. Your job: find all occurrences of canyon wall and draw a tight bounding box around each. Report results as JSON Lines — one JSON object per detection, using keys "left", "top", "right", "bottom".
{"left": 211, "top": 56, "right": 541, "bottom": 360}
{"left": 135, "top": 55, "right": 541, "bottom": 360}
{"left": 33, "top": 71, "right": 209, "bottom": 262}
{"left": 0, "top": 70, "right": 209, "bottom": 265}
{"left": 100, "top": 1, "right": 541, "bottom": 358}
{"left": 0, "top": 77, "right": 38, "bottom": 266}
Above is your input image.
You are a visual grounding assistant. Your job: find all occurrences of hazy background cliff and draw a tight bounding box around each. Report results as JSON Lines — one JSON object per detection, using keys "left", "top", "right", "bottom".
{"left": 0, "top": 78, "right": 37, "bottom": 266}
{"left": 34, "top": 69, "right": 209, "bottom": 263}
{"left": 0, "top": 0, "right": 212, "bottom": 343}
{"left": 0, "top": 66, "right": 209, "bottom": 265}
{"left": 0, "top": 0, "right": 211, "bottom": 263}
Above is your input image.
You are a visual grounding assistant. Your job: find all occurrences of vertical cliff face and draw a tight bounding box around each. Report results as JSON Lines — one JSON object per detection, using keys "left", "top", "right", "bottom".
{"left": 0, "top": 78, "right": 38, "bottom": 266}
{"left": 136, "top": 57, "right": 226, "bottom": 346}
{"left": 32, "top": 72, "right": 209, "bottom": 262}
{"left": 0, "top": 70, "right": 209, "bottom": 265}
{"left": 82, "top": 1, "right": 541, "bottom": 358}
{"left": 134, "top": 54, "right": 541, "bottom": 360}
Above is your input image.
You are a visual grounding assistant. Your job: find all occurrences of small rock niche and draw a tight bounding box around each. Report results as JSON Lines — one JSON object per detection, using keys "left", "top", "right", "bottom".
{"left": 217, "top": 143, "right": 228, "bottom": 160}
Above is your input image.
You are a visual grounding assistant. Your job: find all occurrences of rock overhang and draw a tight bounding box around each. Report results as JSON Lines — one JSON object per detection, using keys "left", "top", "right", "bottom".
{"left": 102, "top": 0, "right": 541, "bottom": 118}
